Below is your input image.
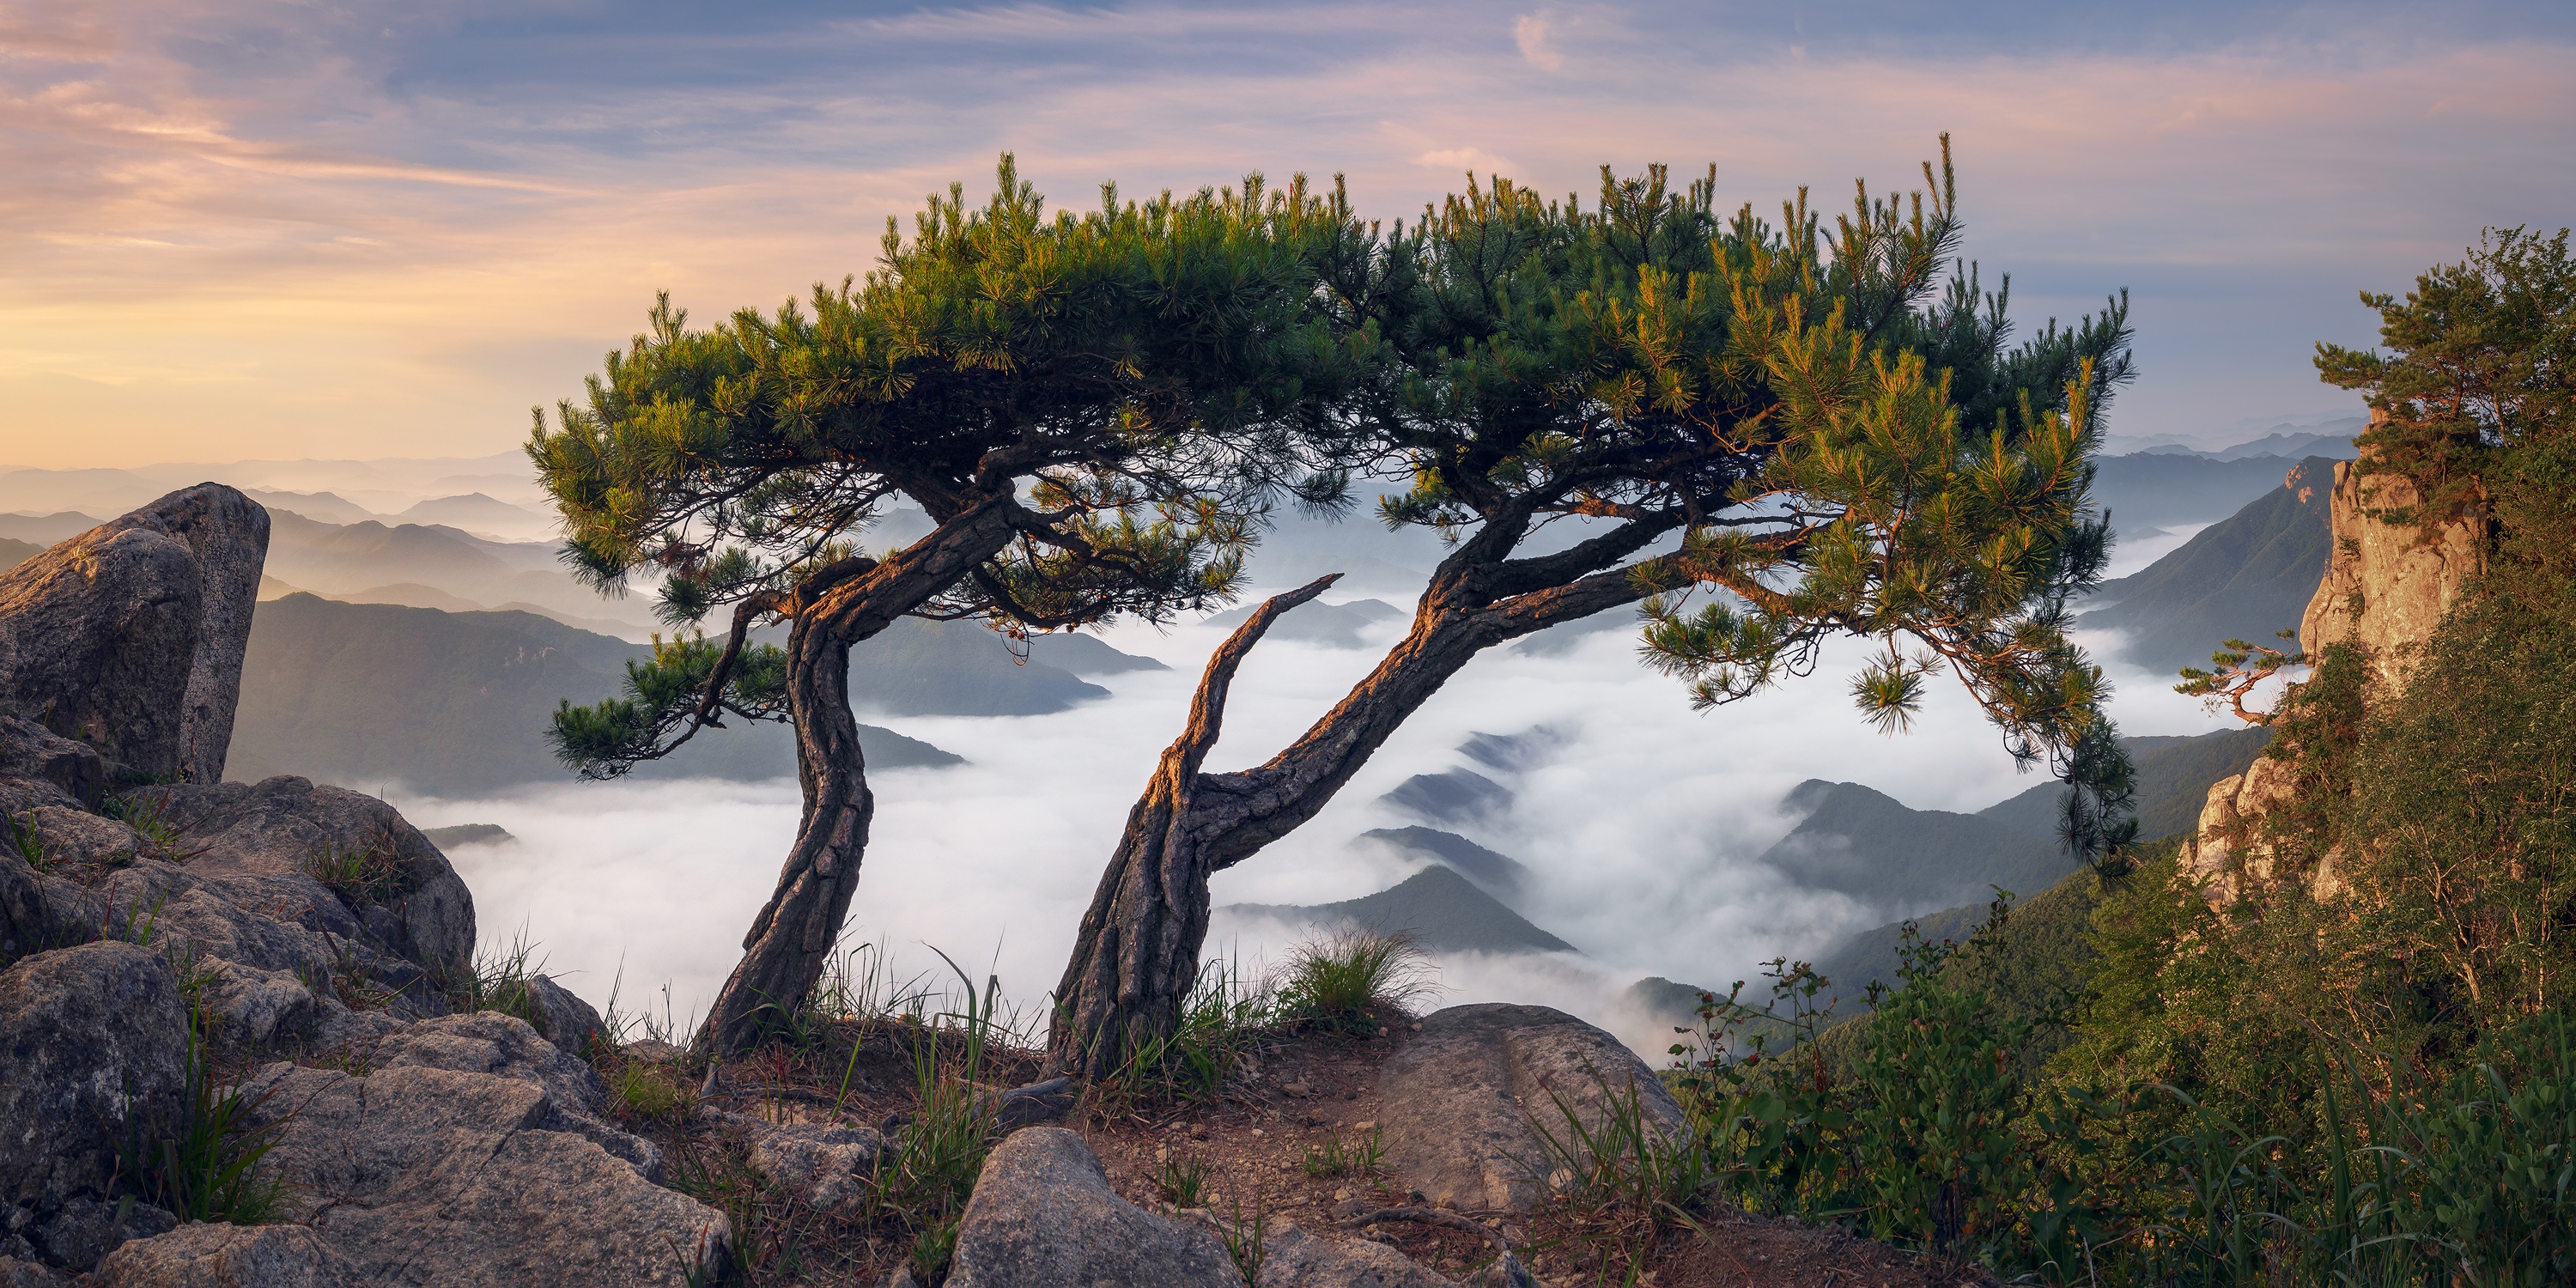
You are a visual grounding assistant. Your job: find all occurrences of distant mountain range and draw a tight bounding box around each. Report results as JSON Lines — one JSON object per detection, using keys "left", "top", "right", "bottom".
{"left": 2090, "top": 451, "right": 2330, "bottom": 533}
{"left": 1204, "top": 596, "right": 1406, "bottom": 647}
{"left": 1228, "top": 865, "right": 1575, "bottom": 955}
{"left": 2080, "top": 457, "right": 2336, "bottom": 673}
{"left": 231, "top": 594, "right": 963, "bottom": 794}
{"left": 1756, "top": 781, "right": 2073, "bottom": 920}
{"left": 226, "top": 593, "right": 1151, "bottom": 796}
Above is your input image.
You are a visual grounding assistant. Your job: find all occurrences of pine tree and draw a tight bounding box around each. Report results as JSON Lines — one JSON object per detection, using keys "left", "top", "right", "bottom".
{"left": 529, "top": 158, "right": 1354, "bottom": 1054}
{"left": 1048, "top": 140, "right": 2136, "bottom": 1078}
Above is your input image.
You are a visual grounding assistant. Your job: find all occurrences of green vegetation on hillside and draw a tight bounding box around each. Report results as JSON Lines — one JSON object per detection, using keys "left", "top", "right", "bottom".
{"left": 1619, "top": 231, "right": 2576, "bottom": 1286}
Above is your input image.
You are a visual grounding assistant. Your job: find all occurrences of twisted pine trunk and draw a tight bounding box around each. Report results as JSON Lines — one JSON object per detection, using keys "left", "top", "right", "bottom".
{"left": 702, "top": 495, "right": 1024, "bottom": 1056}
{"left": 1047, "top": 574, "right": 1340, "bottom": 1077}
{"left": 1048, "top": 516, "right": 1672, "bottom": 1078}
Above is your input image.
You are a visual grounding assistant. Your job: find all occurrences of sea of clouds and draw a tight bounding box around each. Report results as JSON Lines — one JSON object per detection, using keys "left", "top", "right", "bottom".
{"left": 397, "top": 549, "right": 2245, "bottom": 1057}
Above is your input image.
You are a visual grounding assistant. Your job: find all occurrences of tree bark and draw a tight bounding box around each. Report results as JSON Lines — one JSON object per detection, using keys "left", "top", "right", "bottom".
{"left": 1047, "top": 574, "right": 1341, "bottom": 1079}
{"left": 1048, "top": 516, "right": 1675, "bottom": 1077}
{"left": 701, "top": 495, "right": 1027, "bottom": 1056}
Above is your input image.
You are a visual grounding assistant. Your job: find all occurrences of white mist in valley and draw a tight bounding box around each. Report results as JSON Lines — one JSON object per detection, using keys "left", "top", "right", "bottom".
{"left": 404, "top": 585, "right": 2242, "bottom": 1056}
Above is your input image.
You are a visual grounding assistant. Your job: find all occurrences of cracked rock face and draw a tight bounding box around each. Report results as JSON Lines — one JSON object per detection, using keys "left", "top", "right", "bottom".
{"left": 1375, "top": 1003, "right": 1684, "bottom": 1213}
{"left": 0, "top": 942, "right": 189, "bottom": 1268}
{"left": 744, "top": 1121, "right": 885, "bottom": 1210}
{"left": 0, "top": 486, "right": 268, "bottom": 784}
{"left": 946, "top": 1127, "right": 1240, "bottom": 1288}
{"left": 238, "top": 1060, "right": 724, "bottom": 1286}
{"left": 1258, "top": 1224, "right": 1461, "bottom": 1287}
{"left": 91, "top": 1222, "right": 361, "bottom": 1288}
{"left": 2299, "top": 442, "right": 2482, "bottom": 695}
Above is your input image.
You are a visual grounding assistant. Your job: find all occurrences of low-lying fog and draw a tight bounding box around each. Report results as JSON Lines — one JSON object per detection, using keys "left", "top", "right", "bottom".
{"left": 399, "top": 584, "right": 2245, "bottom": 1057}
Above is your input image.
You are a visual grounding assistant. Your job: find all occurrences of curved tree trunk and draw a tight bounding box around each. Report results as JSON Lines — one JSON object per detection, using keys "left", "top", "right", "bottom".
{"left": 1048, "top": 574, "right": 1340, "bottom": 1079}
{"left": 702, "top": 617, "right": 872, "bottom": 1055}
{"left": 702, "top": 495, "right": 1025, "bottom": 1056}
{"left": 1048, "top": 515, "right": 1676, "bottom": 1076}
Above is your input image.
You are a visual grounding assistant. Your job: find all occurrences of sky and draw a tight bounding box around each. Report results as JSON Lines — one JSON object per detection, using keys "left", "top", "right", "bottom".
{"left": 6, "top": 0, "right": 2576, "bottom": 468}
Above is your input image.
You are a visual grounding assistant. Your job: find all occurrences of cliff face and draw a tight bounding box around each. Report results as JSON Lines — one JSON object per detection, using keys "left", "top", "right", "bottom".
{"left": 2186, "top": 416, "right": 2485, "bottom": 900}
{"left": 2295, "top": 419, "right": 2484, "bottom": 693}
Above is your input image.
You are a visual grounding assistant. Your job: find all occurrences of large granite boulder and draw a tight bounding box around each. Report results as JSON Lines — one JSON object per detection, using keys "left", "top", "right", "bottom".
{"left": 945, "top": 1127, "right": 1239, "bottom": 1288}
{"left": 0, "top": 486, "right": 267, "bottom": 784}
{"left": 237, "top": 1059, "right": 725, "bottom": 1286}
{"left": 1375, "top": 1004, "right": 1684, "bottom": 1212}
{"left": 0, "top": 942, "right": 190, "bottom": 1270}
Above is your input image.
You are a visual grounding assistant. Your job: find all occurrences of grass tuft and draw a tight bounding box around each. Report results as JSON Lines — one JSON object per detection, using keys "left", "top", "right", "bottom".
{"left": 118, "top": 1006, "right": 293, "bottom": 1224}
{"left": 1273, "top": 927, "right": 1437, "bottom": 1033}
{"left": 448, "top": 929, "right": 546, "bottom": 1027}
{"left": 1156, "top": 1151, "right": 1212, "bottom": 1206}
{"left": 303, "top": 832, "right": 409, "bottom": 905}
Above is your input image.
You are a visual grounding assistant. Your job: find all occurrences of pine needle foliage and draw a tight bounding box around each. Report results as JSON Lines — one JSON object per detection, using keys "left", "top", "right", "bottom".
{"left": 529, "top": 156, "right": 1359, "bottom": 779}
{"left": 1316, "top": 137, "right": 2133, "bottom": 763}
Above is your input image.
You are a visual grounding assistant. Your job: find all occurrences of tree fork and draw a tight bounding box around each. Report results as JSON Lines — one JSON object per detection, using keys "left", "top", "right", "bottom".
{"left": 1047, "top": 545, "right": 1658, "bottom": 1078}
{"left": 1046, "top": 573, "right": 1342, "bottom": 1079}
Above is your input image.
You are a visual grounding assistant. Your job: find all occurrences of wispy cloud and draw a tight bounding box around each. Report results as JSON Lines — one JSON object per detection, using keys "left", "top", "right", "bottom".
{"left": 1, "top": 1, "right": 2571, "bottom": 466}
{"left": 1515, "top": 13, "right": 1564, "bottom": 71}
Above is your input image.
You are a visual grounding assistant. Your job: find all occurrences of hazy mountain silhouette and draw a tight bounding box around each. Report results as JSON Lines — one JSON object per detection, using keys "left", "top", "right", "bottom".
{"left": 2081, "top": 457, "right": 2336, "bottom": 672}
{"left": 1756, "top": 781, "right": 2072, "bottom": 920}
{"left": 1227, "top": 865, "right": 1575, "bottom": 955}
{"left": 2091, "top": 452, "right": 2322, "bottom": 532}
{"left": 1378, "top": 769, "right": 1512, "bottom": 826}
{"left": 1204, "top": 597, "right": 1405, "bottom": 648}
{"left": 231, "top": 594, "right": 959, "bottom": 795}
{"left": 1978, "top": 727, "right": 2273, "bottom": 845}
{"left": 1352, "top": 826, "right": 1534, "bottom": 902}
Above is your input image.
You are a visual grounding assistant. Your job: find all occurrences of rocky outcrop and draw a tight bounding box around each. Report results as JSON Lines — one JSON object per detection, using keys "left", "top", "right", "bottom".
{"left": 1258, "top": 1224, "right": 1461, "bottom": 1287}
{"left": 0, "top": 942, "right": 190, "bottom": 1267}
{"left": 945, "top": 1127, "right": 1240, "bottom": 1288}
{"left": 235, "top": 1059, "right": 725, "bottom": 1286}
{"left": 0, "top": 487, "right": 268, "bottom": 784}
{"left": 92, "top": 1222, "right": 361, "bottom": 1287}
{"left": 2298, "top": 432, "right": 2483, "bottom": 693}
{"left": 1376, "top": 1003, "right": 1683, "bottom": 1212}
{"left": 144, "top": 775, "right": 475, "bottom": 987}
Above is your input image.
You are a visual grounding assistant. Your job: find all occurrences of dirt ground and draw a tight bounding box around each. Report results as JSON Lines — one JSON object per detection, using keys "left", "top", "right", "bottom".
{"left": 578, "top": 1015, "right": 1991, "bottom": 1288}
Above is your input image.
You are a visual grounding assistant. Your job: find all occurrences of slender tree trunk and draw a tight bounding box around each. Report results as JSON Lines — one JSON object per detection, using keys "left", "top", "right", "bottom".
{"left": 702, "top": 495, "right": 1025, "bottom": 1055}
{"left": 1048, "top": 574, "right": 1340, "bottom": 1079}
{"left": 1048, "top": 517, "right": 1673, "bottom": 1076}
